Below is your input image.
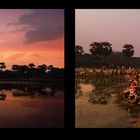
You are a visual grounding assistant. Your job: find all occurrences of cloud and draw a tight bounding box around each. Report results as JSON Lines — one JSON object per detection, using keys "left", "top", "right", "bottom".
{"left": 12, "top": 9, "right": 64, "bottom": 44}
{"left": 6, "top": 53, "right": 26, "bottom": 61}
{"left": 31, "top": 53, "right": 40, "bottom": 57}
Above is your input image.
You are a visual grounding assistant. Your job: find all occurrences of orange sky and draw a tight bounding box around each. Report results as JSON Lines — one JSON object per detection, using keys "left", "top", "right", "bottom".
{"left": 0, "top": 9, "right": 64, "bottom": 69}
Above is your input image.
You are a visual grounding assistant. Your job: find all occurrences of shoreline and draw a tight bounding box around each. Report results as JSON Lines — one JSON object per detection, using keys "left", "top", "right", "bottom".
{"left": 0, "top": 79, "right": 64, "bottom": 84}
{"left": 0, "top": 80, "right": 64, "bottom": 91}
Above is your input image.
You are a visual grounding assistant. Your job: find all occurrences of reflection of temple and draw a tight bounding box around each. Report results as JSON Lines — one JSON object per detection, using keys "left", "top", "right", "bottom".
{"left": 0, "top": 90, "right": 6, "bottom": 100}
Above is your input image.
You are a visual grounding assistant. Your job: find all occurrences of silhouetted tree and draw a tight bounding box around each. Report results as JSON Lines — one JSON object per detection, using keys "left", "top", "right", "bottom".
{"left": 75, "top": 45, "right": 84, "bottom": 55}
{"left": 19, "top": 65, "right": 29, "bottom": 76}
{"left": 90, "top": 42, "right": 112, "bottom": 63}
{"left": 28, "top": 63, "right": 35, "bottom": 69}
{"left": 89, "top": 42, "right": 103, "bottom": 57}
{"left": 122, "top": 44, "right": 134, "bottom": 57}
{"left": 12, "top": 65, "right": 20, "bottom": 71}
{"left": 0, "top": 62, "right": 63, "bottom": 82}
{"left": 38, "top": 64, "right": 47, "bottom": 71}
{"left": 0, "top": 62, "right": 6, "bottom": 71}
{"left": 37, "top": 64, "right": 47, "bottom": 79}
{"left": 48, "top": 65, "right": 54, "bottom": 71}
{"left": 28, "top": 63, "right": 36, "bottom": 79}
{"left": 47, "top": 67, "right": 64, "bottom": 81}
{"left": 102, "top": 42, "right": 112, "bottom": 64}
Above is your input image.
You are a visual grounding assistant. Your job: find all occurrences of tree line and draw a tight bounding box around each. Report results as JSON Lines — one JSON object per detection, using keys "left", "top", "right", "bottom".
{"left": 76, "top": 42, "right": 134, "bottom": 58}
{"left": 0, "top": 63, "right": 64, "bottom": 81}
{"left": 75, "top": 42, "right": 136, "bottom": 67}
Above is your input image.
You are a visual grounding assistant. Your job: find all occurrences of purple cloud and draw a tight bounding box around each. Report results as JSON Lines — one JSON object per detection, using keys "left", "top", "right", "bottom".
{"left": 14, "top": 9, "right": 64, "bottom": 44}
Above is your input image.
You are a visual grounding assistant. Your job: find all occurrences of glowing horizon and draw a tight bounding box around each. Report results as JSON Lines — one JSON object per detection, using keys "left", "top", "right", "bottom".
{"left": 0, "top": 9, "right": 64, "bottom": 70}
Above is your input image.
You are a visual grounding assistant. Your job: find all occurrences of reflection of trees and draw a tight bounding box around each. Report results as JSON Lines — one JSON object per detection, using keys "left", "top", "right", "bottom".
{"left": 0, "top": 90, "right": 6, "bottom": 101}
{"left": 12, "top": 86, "right": 56, "bottom": 98}
{"left": 37, "top": 87, "right": 56, "bottom": 96}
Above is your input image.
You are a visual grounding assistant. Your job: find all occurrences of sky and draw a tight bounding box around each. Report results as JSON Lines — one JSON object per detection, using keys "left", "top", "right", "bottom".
{"left": 0, "top": 9, "right": 64, "bottom": 69}
{"left": 75, "top": 9, "right": 140, "bottom": 57}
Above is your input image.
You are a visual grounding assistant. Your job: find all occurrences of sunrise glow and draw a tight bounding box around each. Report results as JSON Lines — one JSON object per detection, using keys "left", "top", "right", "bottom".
{"left": 0, "top": 9, "right": 64, "bottom": 69}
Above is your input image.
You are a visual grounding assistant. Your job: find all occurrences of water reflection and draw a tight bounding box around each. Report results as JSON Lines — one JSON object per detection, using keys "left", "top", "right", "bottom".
{"left": 0, "top": 90, "right": 6, "bottom": 100}
{"left": 76, "top": 81, "right": 94, "bottom": 98}
{"left": 75, "top": 75, "right": 126, "bottom": 98}
{"left": 0, "top": 84, "right": 63, "bottom": 101}
{"left": 12, "top": 87, "right": 55, "bottom": 98}
{"left": 0, "top": 84, "right": 64, "bottom": 128}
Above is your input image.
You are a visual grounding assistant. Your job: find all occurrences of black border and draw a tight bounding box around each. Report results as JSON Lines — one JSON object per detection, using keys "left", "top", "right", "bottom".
{"left": 1, "top": 0, "right": 140, "bottom": 130}
{"left": 65, "top": 8, "right": 75, "bottom": 128}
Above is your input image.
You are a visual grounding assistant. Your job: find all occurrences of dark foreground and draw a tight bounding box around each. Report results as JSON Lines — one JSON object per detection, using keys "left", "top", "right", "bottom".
{"left": 75, "top": 68, "right": 140, "bottom": 128}
{"left": 0, "top": 83, "right": 64, "bottom": 128}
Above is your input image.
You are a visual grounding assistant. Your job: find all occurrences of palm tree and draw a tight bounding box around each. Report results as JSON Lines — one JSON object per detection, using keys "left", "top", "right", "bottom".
{"left": 89, "top": 42, "right": 103, "bottom": 57}
{"left": 19, "top": 65, "right": 28, "bottom": 74}
{"left": 0, "top": 62, "right": 6, "bottom": 71}
{"left": 122, "top": 44, "right": 134, "bottom": 66}
{"left": 38, "top": 64, "right": 47, "bottom": 71}
{"left": 37, "top": 64, "right": 47, "bottom": 79}
{"left": 48, "top": 65, "right": 54, "bottom": 72}
{"left": 75, "top": 45, "right": 84, "bottom": 55}
{"left": 12, "top": 65, "right": 20, "bottom": 71}
{"left": 102, "top": 42, "right": 112, "bottom": 65}
{"left": 28, "top": 63, "right": 35, "bottom": 69}
{"left": 122, "top": 44, "right": 134, "bottom": 58}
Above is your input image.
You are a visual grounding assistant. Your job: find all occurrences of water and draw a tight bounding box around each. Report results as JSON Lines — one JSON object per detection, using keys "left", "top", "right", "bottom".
{"left": 79, "top": 83, "right": 94, "bottom": 93}
{"left": 75, "top": 76, "right": 133, "bottom": 128}
{"left": 76, "top": 75, "right": 126, "bottom": 96}
{"left": 0, "top": 84, "right": 64, "bottom": 128}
